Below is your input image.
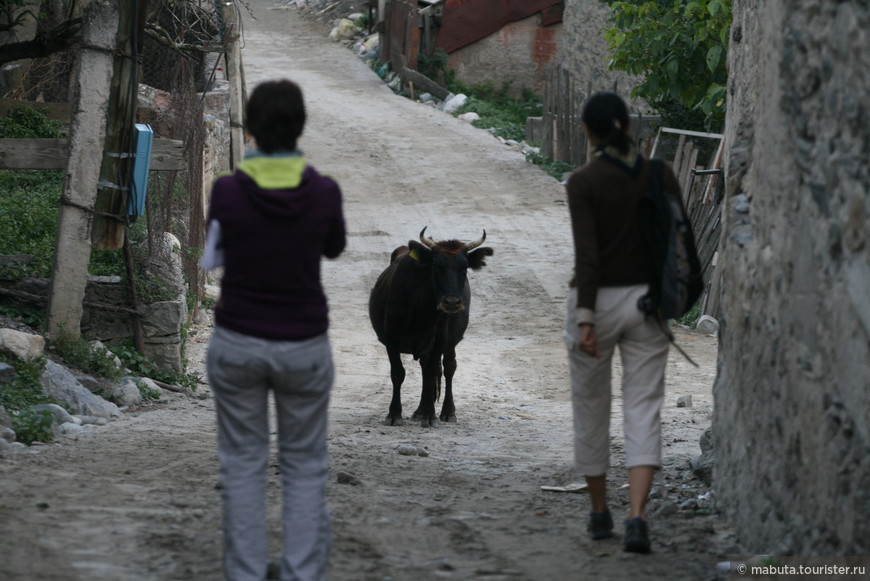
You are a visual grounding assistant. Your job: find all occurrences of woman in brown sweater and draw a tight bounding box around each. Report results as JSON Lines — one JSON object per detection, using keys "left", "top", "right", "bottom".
{"left": 564, "top": 92, "right": 682, "bottom": 554}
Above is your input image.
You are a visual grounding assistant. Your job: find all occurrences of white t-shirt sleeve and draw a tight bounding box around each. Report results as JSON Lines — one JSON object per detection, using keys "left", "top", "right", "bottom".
{"left": 201, "top": 219, "right": 224, "bottom": 270}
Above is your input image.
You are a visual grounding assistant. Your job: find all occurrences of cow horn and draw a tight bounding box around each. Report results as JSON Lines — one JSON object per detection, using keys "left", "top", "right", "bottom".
{"left": 465, "top": 230, "right": 487, "bottom": 251}
{"left": 419, "top": 226, "right": 436, "bottom": 248}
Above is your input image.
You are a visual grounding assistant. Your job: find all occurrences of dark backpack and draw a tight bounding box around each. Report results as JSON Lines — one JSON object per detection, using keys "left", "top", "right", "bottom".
{"left": 637, "top": 159, "right": 704, "bottom": 321}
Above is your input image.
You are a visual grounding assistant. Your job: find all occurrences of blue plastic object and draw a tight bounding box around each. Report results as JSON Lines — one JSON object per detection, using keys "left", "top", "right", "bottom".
{"left": 128, "top": 123, "right": 153, "bottom": 216}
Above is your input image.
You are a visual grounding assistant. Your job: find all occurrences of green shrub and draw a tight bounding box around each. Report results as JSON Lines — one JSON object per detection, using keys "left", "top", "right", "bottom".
{"left": 49, "top": 334, "right": 123, "bottom": 381}
{"left": 353, "top": 13, "right": 371, "bottom": 31}
{"left": 677, "top": 301, "right": 703, "bottom": 328}
{"left": 418, "top": 48, "right": 451, "bottom": 84}
{"left": 11, "top": 408, "right": 54, "bottom": 445}
{"left": 0, "top": 106, "right": 64, "bottom": 138}
{"left": 110, "top": 341, "right": 197, "bottom": 391}
{"left": 0, "top": 354, "right": 51, "bottom": 413}
{"left": 0, "top": 303, "right": 45, "bottom": 330}
{"left": 137, "top": 379, "right": 162, "bottom": 402}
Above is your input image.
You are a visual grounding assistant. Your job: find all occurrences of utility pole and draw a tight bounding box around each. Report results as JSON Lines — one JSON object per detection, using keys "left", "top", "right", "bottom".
{"left": 46, "top": 0, "right": 118, "bottom": 338}
{"left": 47, "top": 0, "right": 149, "bottom": 339}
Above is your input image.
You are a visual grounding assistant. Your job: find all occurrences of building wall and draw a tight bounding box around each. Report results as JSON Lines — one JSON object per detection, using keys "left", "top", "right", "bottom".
{"left": 447, "top": 15, "right": 560, "bottom": 97}
{"left": 715, "top": 0, "right": 869, "bottom": 555}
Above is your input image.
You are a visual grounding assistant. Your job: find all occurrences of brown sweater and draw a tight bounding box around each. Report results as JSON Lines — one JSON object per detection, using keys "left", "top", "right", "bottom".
{"left": 566, "top": 149, "right": 683, "bottom": 318}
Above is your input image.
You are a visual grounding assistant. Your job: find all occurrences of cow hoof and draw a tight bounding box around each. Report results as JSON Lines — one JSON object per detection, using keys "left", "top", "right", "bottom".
{"left": 440, "top": 414, "right": 457, "bottom": 423}
{"left": 383, "top": 416, "right": 404, "bottom": 426}
{"left": 420, "top": 418, "right": 440, "bottom": 428}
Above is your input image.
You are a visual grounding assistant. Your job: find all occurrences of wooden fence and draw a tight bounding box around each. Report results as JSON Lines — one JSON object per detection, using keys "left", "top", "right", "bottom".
{"left": 0, "top": 0, "right": 243, "bottom": 340}
{"left": 541, "top": 65, "right": 659, "bottom": 167}
{"left": 650, "top": 128, "right": 724, "bottom": 318}
{"left": 542, "top": 64, "right": 726, "bottom": 318}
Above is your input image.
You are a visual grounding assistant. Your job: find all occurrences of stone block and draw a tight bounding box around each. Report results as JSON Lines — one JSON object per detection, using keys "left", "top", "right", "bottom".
{"left": 0, "top": 329, "right": 45, "bottom": 362}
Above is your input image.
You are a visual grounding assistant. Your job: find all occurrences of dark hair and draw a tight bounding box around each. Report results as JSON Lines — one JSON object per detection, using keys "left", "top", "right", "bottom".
{"left": 581, "top": 91, "right": 632, "bottom": 155}
{"left": 245, "top": 79, "right": 306, "bottom": 153}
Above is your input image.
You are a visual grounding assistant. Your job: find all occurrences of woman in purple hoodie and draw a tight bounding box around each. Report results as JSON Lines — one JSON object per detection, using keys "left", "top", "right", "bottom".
{"left": 203, "top": 79, "right": 346, "bottom": 581}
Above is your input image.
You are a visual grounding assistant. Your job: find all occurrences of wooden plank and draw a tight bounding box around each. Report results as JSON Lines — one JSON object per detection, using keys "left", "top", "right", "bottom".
{"left": 221, "top": 1, "right": 245, "bottom": 170}
{"left": 682, "top": 146, "right": 699, "bottom": 211}
{"left": 0, "top": 138, "right": 184, "bottom": 170}
{"left": 397, "top": 67, "right": 449, "bottom": 99}
{"left": 673, "top": 134, "right": 687, "bottom": 181}
{"left": 0, "top": 138, "right": 68, "bottom": 169}
{"left": 660, "top": 127, "right": 724, "bottom": 140}
{"left": 703, "top": 138, "right": 725, "bottom": 203}
{"left": 150, "top": 139, "right": 185, "bottom": 171}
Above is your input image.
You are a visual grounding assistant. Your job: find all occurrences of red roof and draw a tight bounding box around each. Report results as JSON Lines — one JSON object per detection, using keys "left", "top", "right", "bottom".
{"left": 435, "top": 0, "right": 564, "bottom": 54}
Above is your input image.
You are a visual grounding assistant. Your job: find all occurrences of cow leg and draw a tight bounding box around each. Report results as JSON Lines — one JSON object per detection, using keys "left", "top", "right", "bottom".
{"left": 384, "top": 346, "right": 405, "bottom": 426}
{"left": 412, "top": 355, "right": 440, "bottom": 427}
{"left": 440, "top": 348, "right": 457, "bottom": 422}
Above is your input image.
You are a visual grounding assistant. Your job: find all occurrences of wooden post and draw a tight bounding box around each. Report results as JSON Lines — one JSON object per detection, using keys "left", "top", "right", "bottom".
{"left": 46, "top": 0, "right": 118, "bottom": 338}
{"left": 222, "top": 1, "right": 245, "bottom": 169}
{"left": 91, "top": 1, "right": 140, "bottom": 251}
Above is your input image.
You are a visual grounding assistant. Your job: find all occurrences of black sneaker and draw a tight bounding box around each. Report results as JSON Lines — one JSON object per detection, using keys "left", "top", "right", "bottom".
{"left": 623, "top": 517, "right": 651, "bottom": 553}
{"left": 587, "top": 510, "right": 614, "bottom": 540}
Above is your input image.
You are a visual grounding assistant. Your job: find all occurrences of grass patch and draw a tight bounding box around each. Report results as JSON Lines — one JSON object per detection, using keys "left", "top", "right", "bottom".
{"left": 524, "top": 150, "right": 576, "bottom": 181}
{"left": 0, "top": 169, "right": 64, "bottom": 279}
{"left": 452, "top": 82, "right": 542, "bottom": 143}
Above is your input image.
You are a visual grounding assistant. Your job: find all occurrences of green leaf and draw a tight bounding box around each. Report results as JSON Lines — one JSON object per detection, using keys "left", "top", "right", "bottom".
{"left": 706, "top": 44, "right": 722, "bottom": 72}
{"left": 708, "top": 0, "right": 720, "bottom": 16}
{"left": 666, "top": 58, "right": 680, "bottom": 82}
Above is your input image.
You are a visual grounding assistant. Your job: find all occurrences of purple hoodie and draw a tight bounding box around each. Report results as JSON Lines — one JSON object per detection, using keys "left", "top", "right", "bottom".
{"left": 207, "top": 154, "right": 346, "bottom": 341}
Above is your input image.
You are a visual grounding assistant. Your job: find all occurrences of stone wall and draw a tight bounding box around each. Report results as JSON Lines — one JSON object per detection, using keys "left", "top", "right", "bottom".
{"left": 715, "top": 0, "right": 869, "bottom": 555}
{"left": 559, "top": 0, "right": 647, "bottom": 112}
{"left": 82, "top": 233, "right": 188, "bottom": 373}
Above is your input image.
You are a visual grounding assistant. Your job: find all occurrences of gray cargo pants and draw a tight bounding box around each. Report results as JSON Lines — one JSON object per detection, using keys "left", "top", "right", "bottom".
{"left": 207, "top": 326, "right": 333, "bottom": 581}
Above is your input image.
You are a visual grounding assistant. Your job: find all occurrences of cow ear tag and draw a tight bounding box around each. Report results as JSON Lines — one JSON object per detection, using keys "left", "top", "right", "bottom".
{"left": 409, "top": 248, "right": 421, "bottom": 261}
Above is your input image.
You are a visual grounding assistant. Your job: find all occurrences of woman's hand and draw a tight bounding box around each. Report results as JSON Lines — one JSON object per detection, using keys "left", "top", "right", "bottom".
{"left": 578, "top": 323, "right": 601, "bottom": 358}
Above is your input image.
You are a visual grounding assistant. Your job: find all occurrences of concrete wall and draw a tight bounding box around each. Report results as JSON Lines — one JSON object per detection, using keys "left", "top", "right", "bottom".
{"left": 715, "top": 0, "right": 869, "bottom": 555}
{"left": 447, "top": 15, "right": 560, "bottom": 97}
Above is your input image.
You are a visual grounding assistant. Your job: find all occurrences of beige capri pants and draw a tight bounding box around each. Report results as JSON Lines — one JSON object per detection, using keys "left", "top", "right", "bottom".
{"left": 564, "top": 285, "right": 670, "bottom": 476}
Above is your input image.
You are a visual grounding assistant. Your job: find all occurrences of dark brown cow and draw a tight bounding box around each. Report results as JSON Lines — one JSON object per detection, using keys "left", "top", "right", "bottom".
{"left": 368, "top": 227, "right": 494, "bottom": 427}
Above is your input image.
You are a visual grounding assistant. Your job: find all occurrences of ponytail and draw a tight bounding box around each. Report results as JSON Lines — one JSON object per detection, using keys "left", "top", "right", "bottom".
{"left": 581, "top": 92, "right": 633, "bottom": 156}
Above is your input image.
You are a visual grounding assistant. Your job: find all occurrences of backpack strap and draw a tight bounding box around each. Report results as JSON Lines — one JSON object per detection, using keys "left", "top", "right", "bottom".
{"left": 649, "top": 158, "right": 663, "bottom": 194}
{"left": 653, "top": 316, "right": 699, "bottom": 367}
{"left": 643, "top": 159, "right": 701, "bottom": 368}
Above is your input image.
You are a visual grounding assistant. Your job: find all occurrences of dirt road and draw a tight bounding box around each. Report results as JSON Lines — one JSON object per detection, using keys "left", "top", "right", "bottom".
{"left": 0, "top": 2, "right": 726, "bottom": 579}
